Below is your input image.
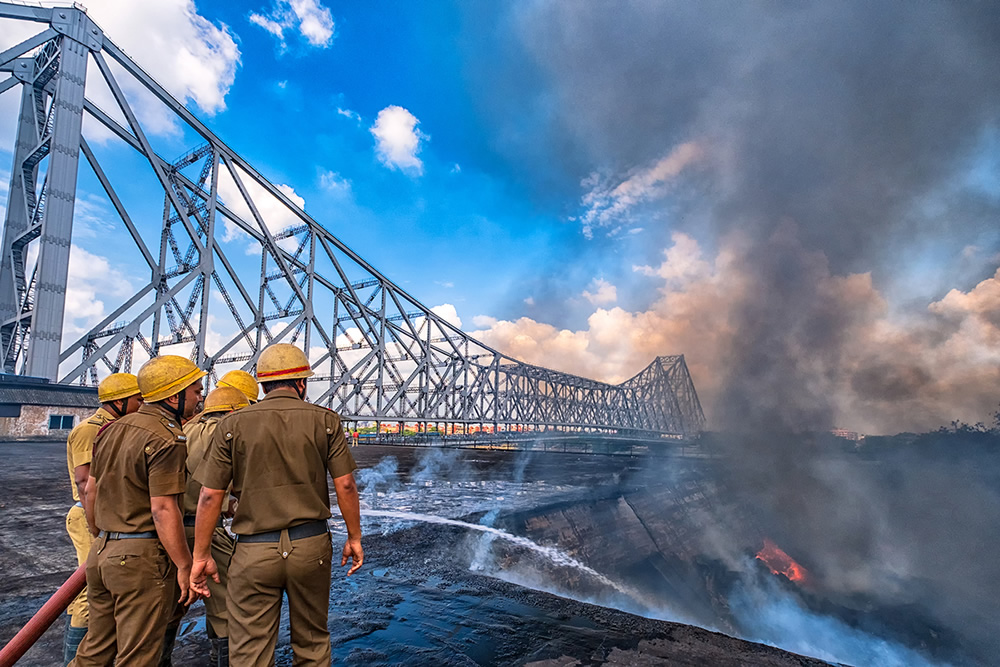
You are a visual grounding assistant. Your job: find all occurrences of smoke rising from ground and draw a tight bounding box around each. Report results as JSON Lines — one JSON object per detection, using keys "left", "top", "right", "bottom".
{"left": 466, "top": 0, "right": 1000, "bottom": 434}
{"left": 475, "top": 230, "right": 1000, "bottom": 434}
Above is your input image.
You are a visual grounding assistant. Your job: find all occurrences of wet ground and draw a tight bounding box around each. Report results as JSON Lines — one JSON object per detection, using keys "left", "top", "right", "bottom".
{"left": 0, "top": 440, "right": 832, "bottom": 666}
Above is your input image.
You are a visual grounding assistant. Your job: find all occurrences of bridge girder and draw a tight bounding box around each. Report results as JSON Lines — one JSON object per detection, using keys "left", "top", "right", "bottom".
{"left": 0, "top": 4, "right": 706, "bottom": 438}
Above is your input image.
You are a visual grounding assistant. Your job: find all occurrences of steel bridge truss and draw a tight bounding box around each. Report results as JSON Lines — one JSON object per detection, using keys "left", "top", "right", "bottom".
{"left": 0, "top": 4, "right": 706, "bottom": 438}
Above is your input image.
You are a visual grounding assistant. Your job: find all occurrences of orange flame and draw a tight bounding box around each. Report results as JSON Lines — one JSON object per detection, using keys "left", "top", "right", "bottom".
{"left": 756, "top": 538, "right": 809, "bottom": 584}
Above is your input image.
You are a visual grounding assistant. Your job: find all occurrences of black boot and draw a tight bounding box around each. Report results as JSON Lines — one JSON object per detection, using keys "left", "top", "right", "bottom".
{"left": 210, "top": 637, "right": 229, "bottom": 667}
{"left": 62, "top": 616, "right": 87, "bottom": 666}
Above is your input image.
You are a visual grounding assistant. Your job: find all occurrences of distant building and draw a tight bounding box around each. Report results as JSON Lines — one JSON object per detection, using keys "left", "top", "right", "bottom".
{"left": 0, "top": 375, "right": 99, "bottom": 439}
{"left": 830, "top": 428, "right": 859, "bottom": 442}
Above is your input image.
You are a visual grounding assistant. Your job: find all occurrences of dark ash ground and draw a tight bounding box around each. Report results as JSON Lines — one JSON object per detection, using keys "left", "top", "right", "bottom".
{"left": 0, "top": 440, "right": 831, "bottom": 666}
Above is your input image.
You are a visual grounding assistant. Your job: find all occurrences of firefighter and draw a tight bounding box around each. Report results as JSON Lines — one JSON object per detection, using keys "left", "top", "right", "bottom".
{"left": 161, "top": 386, "right": 249, "bottom": 667}
{"left": 216, "top": 369, "right": 260, "bottom": 403}
{"left": 63, "top": 373, "right": 142, "bottom": 665}
{"left": 71, "top": 356, "right": 205, "bottom": 666}
{"left": 191, "top": 343, "right": 363, "bottom": 666}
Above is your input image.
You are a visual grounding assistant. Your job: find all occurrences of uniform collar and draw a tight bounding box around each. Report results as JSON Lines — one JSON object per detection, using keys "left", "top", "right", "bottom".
{"left": 138, "top": 402, "right": 177, "bottom": 421}
{"left": 261, "top": 387, "right": 304, "bottom": 402}
{"left": 94, "top": 406, "right": 118, "bottom": 421}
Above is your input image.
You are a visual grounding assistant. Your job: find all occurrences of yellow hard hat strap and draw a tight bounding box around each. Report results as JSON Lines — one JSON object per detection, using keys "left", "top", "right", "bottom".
{"left": 104, "top": 398, "right": 127, "bottom": 418}
{"left": 160, "top": 386, "right": 189, "bottom": 424}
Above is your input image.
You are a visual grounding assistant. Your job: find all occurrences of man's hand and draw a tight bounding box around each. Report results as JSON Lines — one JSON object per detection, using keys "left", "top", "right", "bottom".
{"left": 190, "top": 556, "right": 219, "bottom": 597}
{"left": 341, "top": 538, "right": 363, "bottom": 575}
{"left": 333, "top": 472, "right": 363, "bottom": 575}
{"left": 176, "top": 565, "right": 200, "bottom": 606}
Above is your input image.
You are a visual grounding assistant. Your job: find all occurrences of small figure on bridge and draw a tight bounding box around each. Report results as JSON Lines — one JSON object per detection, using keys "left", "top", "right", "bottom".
{"left": 71, "top": 356, "right": 205, "bottom": 666}
{"left": 62, "top": 373, "right": 143, "bottom": 666}
{"left": 190, "top": 343, "right": 363, "bottom": 666}
{"left": 217, "top": 369, "right": 260, "bottom": 404}
{"left": 352, "top": 428, "right": 359, "bottom": 446}
{"left": 161, "top": 386, "right": 250, "bottom": 667}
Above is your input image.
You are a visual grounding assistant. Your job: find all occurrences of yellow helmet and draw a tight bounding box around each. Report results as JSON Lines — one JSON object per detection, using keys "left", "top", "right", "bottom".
{"left": 202, "top": 386, "right": 250, "bottom": 415}
{"left": 137, "top": 355, "right": 207, "bottom": 403}
{"left": 217, "top": 369, "right": 260, "bottom": 403}
{"left": 255, "top": 343, "right": 314, "bottom": 382}
{"left": 97, "top": 373, "right": 141, "bottom": 403}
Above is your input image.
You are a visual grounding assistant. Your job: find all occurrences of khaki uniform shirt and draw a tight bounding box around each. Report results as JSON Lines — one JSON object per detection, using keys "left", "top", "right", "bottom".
{"left": 90, "top": 403, "right": 188, "bottom": 534}
{"left": 194, "top": 388, "right": 357, "bottom": 535}
{"left": 182, "top": 414, "right": 222, "bottom": 516}
{"left": 66, "top": 407, "right": 116, "bottom": 502}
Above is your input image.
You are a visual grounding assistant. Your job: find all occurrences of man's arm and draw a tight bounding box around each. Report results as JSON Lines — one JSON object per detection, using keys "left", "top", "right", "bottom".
{"left": 190, "top": 486, "right": 226, "bottom": 597}
{"left": 84, "top": 474, "right": 98, "bottom": 536}
{"left": 75, "top": 463, "right": 91, "bottom": 512}
{"left": 151, "top": 495, "right": 197, "bottom": 606}
{"left": 333, "top": 472, "right": 363, "bottom": 575}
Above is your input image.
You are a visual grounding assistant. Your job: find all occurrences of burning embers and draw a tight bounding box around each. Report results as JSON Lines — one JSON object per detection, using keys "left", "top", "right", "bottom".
{"left": 756, "top": 538, "right": 809, "bottom": 585}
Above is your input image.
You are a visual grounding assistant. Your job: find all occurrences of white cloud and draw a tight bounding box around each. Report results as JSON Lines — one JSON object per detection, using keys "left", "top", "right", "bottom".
{"left": 582, "top": 278, "right": 617, "bottom": 305}
{"left": 216, "top": 165, "right": 306, "bottom": 252}
{"left": 0, "top": 1, "right": 240, "bottom": 141}
{"left": 472, "top": 232, "right": 1000, "bottom": 434}
{"left": 250, "top": 0, "right": 335, "bottom": 49}
{"left": 633, "top": 231, "right": 711, "bottom": 286}
{"left": 91, "top": 0, "right": 239, "bottom": 116}
{"left": 580, "top": 141, "right": 702, "bottom": 238}
{"left": 524, "top": 296, "right": 535, "bottom": 306}
{"left": 63, "top": 245, "right": 136, "bottom": 337}
{"left": 336, "top": 107, "right": 362, "bottom": 124}
{"left": 430, "top": 303, "right": 462, "bottom": 328}
{"left": 71, "top": 193, "right": 119, "bottom": 239}
{"left": 319, "top": 170, "right": 352, "bottom": 194}
{"left": 248, "top": 13, "right": 284, "bottom": 39}
{"left": 370, "top": 106, "right": 427, "bottom": 175}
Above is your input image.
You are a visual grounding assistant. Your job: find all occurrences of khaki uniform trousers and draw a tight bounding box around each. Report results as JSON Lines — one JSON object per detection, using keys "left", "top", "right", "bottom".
{"left": 70, "top": 536, "right": 176, "bottom": 667}
{"left": 65, "top": 504, "right": 94, "bottom": 628}
{"left": 167, "top": 525, "right": 235, "bottom": 638}
{"left": 228, "top": 531, "right": 333, "bottom": 667}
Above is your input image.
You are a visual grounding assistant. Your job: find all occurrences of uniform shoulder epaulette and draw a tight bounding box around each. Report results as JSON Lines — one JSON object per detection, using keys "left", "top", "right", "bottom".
{"left": 157, "top": 416, "right": 188, "bottom": 443}
{"left": 95, "top": 419, "right": 118, "bottom": 437}
{"left": 87, "top": 411, "right": 113, "bottom": 427}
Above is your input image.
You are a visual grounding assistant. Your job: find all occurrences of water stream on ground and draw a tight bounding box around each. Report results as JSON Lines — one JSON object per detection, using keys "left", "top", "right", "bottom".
{"left": 358, "top": 509, "right": 646, "bottom": 603}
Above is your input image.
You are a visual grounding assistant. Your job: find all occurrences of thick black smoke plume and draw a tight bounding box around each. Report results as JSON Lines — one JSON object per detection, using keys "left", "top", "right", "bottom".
{"left": 457, "top": 2, "right": 1000, "bottom": 663}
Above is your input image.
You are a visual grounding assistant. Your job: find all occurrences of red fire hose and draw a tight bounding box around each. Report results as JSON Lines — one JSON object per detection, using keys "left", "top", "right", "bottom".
{"left": 0, "top": 564, "right": 86, "bottom": 667}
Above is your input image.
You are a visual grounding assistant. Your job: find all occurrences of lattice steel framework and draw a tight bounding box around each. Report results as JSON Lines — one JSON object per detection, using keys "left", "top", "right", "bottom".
{"left": 0, "top": 4, "right": 706, "bottom": 438}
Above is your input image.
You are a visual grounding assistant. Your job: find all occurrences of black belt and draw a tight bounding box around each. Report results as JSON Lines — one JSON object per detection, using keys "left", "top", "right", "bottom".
{"left": 99, "top": 530, "right": 157, "bottom": 540}
{"left": 236, "top": 520, "right": 328, "bottom": 543}
{"left": 182, "top": 515, "right": 223, "bottom": 528}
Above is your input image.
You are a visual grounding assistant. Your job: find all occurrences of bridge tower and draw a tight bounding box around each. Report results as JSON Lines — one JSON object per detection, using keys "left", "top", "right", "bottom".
{"left": 0, "top": 3, "right": 706, "bottom": 438}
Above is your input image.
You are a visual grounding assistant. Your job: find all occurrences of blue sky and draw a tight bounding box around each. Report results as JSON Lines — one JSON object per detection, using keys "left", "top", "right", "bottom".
{"left": 2, "top": 0, "right": 1000, "bottom": 433}
{"left": 174, "top": 0, "right": 595, "bottom": 326}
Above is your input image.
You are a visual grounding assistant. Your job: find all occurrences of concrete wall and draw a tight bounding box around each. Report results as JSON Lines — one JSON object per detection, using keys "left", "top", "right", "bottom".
{"left": 0, "top": 405, "right": 95, "bottom": 439}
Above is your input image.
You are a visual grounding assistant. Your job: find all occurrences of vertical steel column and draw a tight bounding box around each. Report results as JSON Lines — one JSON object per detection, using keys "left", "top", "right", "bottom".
{"left": 26, "top": 11, "right": 96, "bottom": 378}
{"left": 0, "top": 79, "right": 37, "bottom": 370}
{"left": 195, "top": 149, "right": 220, "bottom": 368}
